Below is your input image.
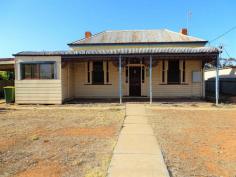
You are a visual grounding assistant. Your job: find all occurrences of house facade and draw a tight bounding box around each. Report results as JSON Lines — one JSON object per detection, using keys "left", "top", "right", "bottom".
{"left": 14, "top": 29, "right": 219, "bottom": 104}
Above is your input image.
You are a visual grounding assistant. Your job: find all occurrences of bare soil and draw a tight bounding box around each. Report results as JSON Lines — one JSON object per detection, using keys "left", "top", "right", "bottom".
{"left": 147, "top": 103, "right": 236, "bottom": 177}
{"left": 0, "top": 105, "right": 125, "bottom": 177}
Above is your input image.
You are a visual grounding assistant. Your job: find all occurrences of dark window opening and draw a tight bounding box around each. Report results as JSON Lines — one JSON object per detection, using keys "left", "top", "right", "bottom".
{"left": 182, "top": 60, "right": 186, "bottom": 83}
{"left": 142, "top": 66, "right": 145, "bottom": 83}
{"left": 162, "top": 60, "right": 165, "bottom": 83}
{"left": 92, "top": 61, "right": 104, "bottom": 84}
{"left": 87, "top": 62, "right": 90, "bottom": 83}
{"left": 21, "top": 63, "right": 55, "bottom": 80}
{"left": 168, "top": 60, "right": 180, "bottom": 84}
{"left": 129, "top": 58, "right": 140, "bottom": 64}
{"left": 106, "top": 61, "right": 109, "bottom": 83}
{"left": 125, "top": 66, "right": 128, "bottom": 83}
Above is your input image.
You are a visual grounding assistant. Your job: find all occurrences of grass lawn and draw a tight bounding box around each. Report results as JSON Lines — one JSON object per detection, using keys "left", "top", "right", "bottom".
{"left": 147, "top": 103, "right": 236, "bottom": 177}
{"left": 0, "top": 105, "right": 125, "bottom": 177}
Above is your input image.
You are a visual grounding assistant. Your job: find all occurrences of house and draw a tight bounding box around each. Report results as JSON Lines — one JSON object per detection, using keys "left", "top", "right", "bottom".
{"left": 205, "top": 67, "right": 236, "bottom": 98}
{"left": 205, "top": 66, "right": 236, "bottom": 80}
{"left": 13, "top": 29, "right": 219, "bottom": 104}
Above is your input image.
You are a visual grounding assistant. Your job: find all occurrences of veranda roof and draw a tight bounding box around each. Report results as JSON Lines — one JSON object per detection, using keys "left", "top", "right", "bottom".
{"left": 14, "top": 47, "right": 219, "bottom": 57}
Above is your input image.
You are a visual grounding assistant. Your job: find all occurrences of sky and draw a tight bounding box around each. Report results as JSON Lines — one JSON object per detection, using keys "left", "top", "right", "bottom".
{"left": 0, "top": 0, "right": 235, "bottom": 58}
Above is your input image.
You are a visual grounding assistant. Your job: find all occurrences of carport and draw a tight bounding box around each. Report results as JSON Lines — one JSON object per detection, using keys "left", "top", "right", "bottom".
{"left": 0, "top": 58, "right": 15, "bottom": 71}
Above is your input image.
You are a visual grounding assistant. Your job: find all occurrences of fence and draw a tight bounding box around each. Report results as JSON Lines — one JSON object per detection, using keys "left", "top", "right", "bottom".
{"left": 0, "top": 80, "right": 14, "bottom": 98}
{"left": 205, "top": 78, "right": 236, "bottom": 102}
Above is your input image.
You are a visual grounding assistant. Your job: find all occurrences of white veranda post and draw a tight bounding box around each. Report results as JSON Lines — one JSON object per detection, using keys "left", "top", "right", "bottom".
{"left": 149, "top": 55, "right": 153, "bottom": 104}
{"left": 215, "top": 53, "right": 220, "bottom": 105}
{"left": 119, "top": 55, "right": 122, "bottom": 104}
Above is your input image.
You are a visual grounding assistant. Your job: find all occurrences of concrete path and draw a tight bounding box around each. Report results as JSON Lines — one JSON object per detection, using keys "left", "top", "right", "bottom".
{"left": 107, "top": 104, "right": 170, "bottom": 177}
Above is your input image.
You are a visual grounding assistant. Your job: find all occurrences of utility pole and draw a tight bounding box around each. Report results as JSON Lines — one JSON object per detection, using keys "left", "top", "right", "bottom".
{"left": 215, "top": 45, "right": 223, "bottom": 105}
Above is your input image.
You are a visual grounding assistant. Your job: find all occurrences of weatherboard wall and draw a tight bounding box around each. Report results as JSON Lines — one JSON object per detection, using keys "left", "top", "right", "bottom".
{"left": 15, "top": 56, "right": 62, "bottom": 104}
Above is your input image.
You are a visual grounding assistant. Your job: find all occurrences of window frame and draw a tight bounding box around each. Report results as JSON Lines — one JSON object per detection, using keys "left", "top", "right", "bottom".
{"left": 20, "top": 61, "right": 56, "bottom": 80}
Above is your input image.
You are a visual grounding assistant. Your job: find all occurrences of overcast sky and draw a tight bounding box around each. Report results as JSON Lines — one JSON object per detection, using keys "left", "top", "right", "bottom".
{"left": 0, "top": 0, "right": 235, "bottom": 58}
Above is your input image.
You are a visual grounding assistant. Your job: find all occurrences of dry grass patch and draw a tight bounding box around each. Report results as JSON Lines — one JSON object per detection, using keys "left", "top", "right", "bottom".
{"left": 147, "top": 104, "right": 236, "bottom": 177}
{"left": 0, "top": 105, "right": 125, "bottom": 177}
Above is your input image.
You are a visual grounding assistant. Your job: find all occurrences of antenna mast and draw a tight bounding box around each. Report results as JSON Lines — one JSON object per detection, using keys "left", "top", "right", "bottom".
{"left": 187, "top": 10, "right": 192, "bottom": 34}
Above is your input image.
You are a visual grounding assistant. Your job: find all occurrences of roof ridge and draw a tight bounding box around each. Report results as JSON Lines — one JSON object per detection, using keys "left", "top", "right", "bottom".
{"left": 68, "top": 29, "right": 208, "bottom": 46}
{"left": 104, "top": 29, "right": 166, "bottom": 32}
{"left": 68, "top": 30, "right": 107, "bottom": 45}
{"left": 164, "top": 29, "right": 207, "bottom": 41}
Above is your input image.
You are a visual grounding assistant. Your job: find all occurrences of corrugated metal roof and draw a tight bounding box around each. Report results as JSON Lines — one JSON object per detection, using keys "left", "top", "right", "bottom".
{"left": 68, "top": 29, "right": 207, "bottom": 45}
{"left": 0, "top": 58, "right": 14, "bottom": 62}
{"left": 14, "top": 47, "right": 219, "bottom": 56}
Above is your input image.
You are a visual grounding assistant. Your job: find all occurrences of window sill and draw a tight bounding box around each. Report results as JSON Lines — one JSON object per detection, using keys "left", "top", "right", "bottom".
{"left": 84, "top": 83, "right": 112, "bottom": 85}
{"left": 21, "top": 79, "right": 56, "bottom": 80}
{"left": 159, "top": 83, "right": 189, "bottom": 85}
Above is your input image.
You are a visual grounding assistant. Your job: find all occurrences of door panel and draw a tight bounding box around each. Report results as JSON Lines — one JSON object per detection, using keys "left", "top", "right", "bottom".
{"left": 129, "top": 67, "right": 141, "bottom": 96}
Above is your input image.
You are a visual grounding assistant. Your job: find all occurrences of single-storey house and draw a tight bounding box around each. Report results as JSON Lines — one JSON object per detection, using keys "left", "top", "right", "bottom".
{"left": 205, "top": 66, "right": 236, "bottom": 80}
{"left": 13, "top": 29, "right": 219, "bottom": 104}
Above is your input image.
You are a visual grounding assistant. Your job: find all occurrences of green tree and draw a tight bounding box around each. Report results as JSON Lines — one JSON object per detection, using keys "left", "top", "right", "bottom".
{"left": 0, "top": 71, "right": 9, "bottom": 80}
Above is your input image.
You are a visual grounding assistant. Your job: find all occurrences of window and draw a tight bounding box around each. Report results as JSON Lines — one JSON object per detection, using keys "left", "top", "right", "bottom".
{"left": 182, "top": 60, "right": 186, "bottom": 83}
{"left": 21, "top": 62, "right": 55, "bottom": 79}
{"left": 92, "top": 61, "right": 104, "bottom": 84}
{"left": 106, "top": 61, "right": 109, "bottom": 83}
{"left": 167, "top": 60, "right": 180, "bottom": 84}
{"left": 192, "top": 71, "right": 201, "bottom": 82}
{"left": 162, "top": 60, "right": 165, "bottom": 83}
{"left": 125, "top": 66, "right": 128, "bottom": 83}
{"left": 142, "top": 66, "right": 145, "bottom": 83}
{"left": 87, "top": 61, "right": 90, "bottom": 83}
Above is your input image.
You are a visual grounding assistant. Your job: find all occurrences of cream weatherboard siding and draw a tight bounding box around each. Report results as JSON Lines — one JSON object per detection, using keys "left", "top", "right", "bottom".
{"left": 15, "top": 56, "right": 62, "bottom": 104}
{"left": 148, "top": 59, "right": 203, "bottom": 97}
{"left": 72, "top": 61, "right": 128, "bottom": 98}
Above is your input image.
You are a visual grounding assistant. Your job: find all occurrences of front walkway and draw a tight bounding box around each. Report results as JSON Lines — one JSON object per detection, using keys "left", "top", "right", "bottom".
{"left": 107, "top": 104, "right": 170, "bottom": 177}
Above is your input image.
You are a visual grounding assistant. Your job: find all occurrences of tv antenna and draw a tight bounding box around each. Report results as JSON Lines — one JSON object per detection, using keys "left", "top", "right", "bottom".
{"left": 187, "top": 10, "right": 192, "bottom": 34}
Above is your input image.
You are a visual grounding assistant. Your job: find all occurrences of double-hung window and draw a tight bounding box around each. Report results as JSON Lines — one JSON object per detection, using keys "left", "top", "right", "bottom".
{"left": 92, "top": 61, "right": 104, "bottom": 84}
{"left": 167, "top": 60, "right": 180, "bottom": 84}
{"left": 21, "top": 62, "right": 55, "bottom": 80}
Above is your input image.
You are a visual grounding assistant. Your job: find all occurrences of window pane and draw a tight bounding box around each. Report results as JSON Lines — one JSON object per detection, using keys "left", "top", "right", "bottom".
{"left": 168, "top": 60, "right": 180, "bottom": 84}
{"left": 142, "top": 66, "right": 145, "bottom": 83}
{"left": 32, "top": 64, "right": 39, "bottom": 79}
{"left": 23, "top": 64, "right": 32, "bottom": 79}
{"left": 40, "top": 64, "right": 54, "bottom": 79}
{"left": 21, "top": 63, "right": 55, "bottom": 80}
{"left": 92, "top": 61, "right": 104, "bottom": 84}
{"left": 106, "top": 61, "right": 109, "bottom": 83}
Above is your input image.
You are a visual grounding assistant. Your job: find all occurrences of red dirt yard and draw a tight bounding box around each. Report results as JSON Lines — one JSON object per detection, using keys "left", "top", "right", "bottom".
{"left": 0, "top": 105, "right": 125, "bottom": 177}
{"left": 147, "top": 103, "right": 236, "bottom": 177}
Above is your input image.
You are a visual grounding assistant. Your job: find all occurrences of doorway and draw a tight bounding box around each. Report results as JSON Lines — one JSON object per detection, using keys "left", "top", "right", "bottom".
{"left": 129, "top": 67, "right": 141, "bottom": 96}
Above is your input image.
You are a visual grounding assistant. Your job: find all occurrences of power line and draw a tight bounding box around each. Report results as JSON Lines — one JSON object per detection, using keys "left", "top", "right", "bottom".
{"left": 209, "top": 25, "right": 236, "bottom": 43}
{"left": 223, "top": 47, "right": 231, "bottom": 58}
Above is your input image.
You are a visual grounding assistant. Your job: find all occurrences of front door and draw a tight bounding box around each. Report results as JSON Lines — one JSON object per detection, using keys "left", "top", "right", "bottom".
{"left": 129, "top": 67, "right": 141, "bottom": 96}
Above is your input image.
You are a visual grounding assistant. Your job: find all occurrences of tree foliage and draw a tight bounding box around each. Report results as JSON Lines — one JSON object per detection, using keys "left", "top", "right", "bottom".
{"left": 0, "top": 71, "right": 14, "bottom": 80}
